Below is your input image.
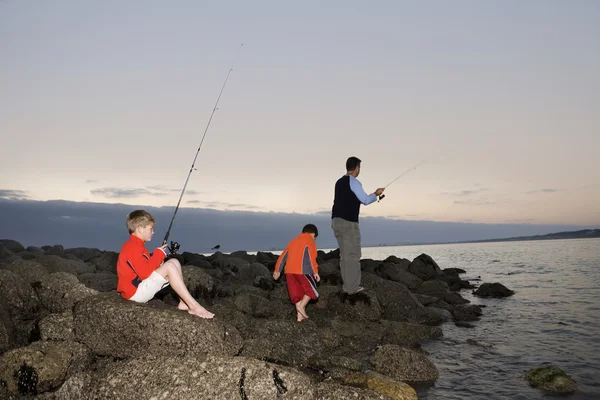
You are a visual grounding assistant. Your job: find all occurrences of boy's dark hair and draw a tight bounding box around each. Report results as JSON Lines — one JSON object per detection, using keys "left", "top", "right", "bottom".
{"left": 302, "top": 224, "right": 319, "bottom": 238}
{"left": 346, "top": 156, "right": 361, "bottom": 171}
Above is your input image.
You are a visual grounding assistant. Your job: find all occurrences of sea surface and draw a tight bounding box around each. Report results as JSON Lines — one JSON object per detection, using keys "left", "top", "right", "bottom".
{"left": 357, "top": 238, "right": 600, "bottom": 400}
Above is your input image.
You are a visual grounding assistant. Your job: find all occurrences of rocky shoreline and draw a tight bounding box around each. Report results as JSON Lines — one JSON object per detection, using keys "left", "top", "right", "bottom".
{"left": 0, "top": 239, "right": 512, "bottom": 399}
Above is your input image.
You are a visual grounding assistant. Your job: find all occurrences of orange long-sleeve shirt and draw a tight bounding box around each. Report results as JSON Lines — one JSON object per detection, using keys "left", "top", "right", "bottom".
{"left": 116, "top": 234, "right": 166, "bottom": 299}
{"left": 274, "top": 233, "right": 318, "bottom": 275}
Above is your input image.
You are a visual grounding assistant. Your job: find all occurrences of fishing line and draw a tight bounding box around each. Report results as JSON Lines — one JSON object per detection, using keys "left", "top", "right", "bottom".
{"left": 378, "top": 147, "right": 446, "bottom": 201}
{"left": 163, "top": 44, "right": 244, "bottom": 252}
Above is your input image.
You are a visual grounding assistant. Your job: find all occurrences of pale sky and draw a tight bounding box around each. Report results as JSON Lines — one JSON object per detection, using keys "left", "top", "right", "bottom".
{"left": 1, "top": 0, "right": 599, "bottom": 226}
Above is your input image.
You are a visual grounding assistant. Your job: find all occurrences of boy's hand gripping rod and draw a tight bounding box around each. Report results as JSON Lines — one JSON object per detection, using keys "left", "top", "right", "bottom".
{"left": 162, "top": 44, "right": 244, "bottom": 254}
{"left": 378, "top": 158, "right": 427, "bottom": 201}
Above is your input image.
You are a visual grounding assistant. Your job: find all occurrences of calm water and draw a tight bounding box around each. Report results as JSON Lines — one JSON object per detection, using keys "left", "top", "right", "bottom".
{"left": 359, "top": 238, "right": 600, "bottom": 400}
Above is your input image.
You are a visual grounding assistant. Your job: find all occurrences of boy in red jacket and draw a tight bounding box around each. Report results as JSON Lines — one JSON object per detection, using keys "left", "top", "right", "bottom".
{"left": 273, "top": 224, "right": 320, "bottom": 322}
{"left": 116, "top": 210, "right": 214, "bottom": 319}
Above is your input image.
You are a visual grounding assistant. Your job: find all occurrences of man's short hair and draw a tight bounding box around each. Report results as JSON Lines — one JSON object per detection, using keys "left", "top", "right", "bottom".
{"left": 126, "top": 210, "right": 155, "bottom": 234}
{"left": 346, "top": 156, "right": 361, "bottom": 172}
{"left": 302, "top": 223, "right": 319, "bottom": 238}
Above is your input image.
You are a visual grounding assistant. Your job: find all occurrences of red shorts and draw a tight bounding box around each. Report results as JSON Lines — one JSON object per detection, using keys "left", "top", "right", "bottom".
{"left": 286, "top": 273, "right": 319, "bottom": 304}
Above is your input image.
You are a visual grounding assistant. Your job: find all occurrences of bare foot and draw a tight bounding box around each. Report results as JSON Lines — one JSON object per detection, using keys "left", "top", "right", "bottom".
{"left": 295, "top": 302, "right": 308, "bottom": 319}
{"left": 177, "top": 301, "right": 189, "bottom": 311}
{"left": 297, "top": 311, "right": 307, "bottom": 322}
{"left": 188, "top": 306, "right": 214, "bottom": 319}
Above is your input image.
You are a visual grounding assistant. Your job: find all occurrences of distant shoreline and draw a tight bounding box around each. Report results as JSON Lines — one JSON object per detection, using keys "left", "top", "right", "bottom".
{"left": 362, "top": 228, "right": 600, "bottom": 249}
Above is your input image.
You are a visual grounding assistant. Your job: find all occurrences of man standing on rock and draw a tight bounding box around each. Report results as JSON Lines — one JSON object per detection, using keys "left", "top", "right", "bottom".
{"left": 331, "top": 156, "right": 384, "bottom": 295}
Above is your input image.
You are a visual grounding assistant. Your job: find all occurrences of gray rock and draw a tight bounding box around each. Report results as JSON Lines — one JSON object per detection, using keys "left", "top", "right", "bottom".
{"left": 380, "top": 263, "right": 422, "bottom": 289}
{"left": 0, "top": 269, "right": 40, "bottom": 349}
{"left": 444, "top": 292, "right": 470, "bottom": 305}
{"left": 242, "top": 319, "right": 324, "bottom": 367}
{"left": 473, "top": 282, "right": 515, "bottom": 298}
{"left": 326, "top": 290, "right": 382, "bottom": 322}
{"left": 33, "top": 272, "right": 98, "bottom": 313}
{"left": 362, "top": 274, "right": 442, "bottom": 325}
{"left": 408, "top": 254, "right": 442, "bottom": 281}
{"left": 73, "top": 292, "right": 242, "bottom": 359}
{"left": 182, "top": 265, "right": 215, "bottom": 299}
{"left": 78, "top": 272, "right": 117, "bottom": 292}
{"left": 39, "top": 311, "right": 75, "bottom": 341}
{"left": 0, "top": 340, "right": 93, "bottom": 395}
{"left": 372, "top": 344, "right": 439, "bottom": 383}
{"left": 381, "top": 321, "right": 443, "bottom": 349}
{"left": 42, "top": 244, "right": 65, "bottom": 256}
{"left": 415, "top": 280, "right": 450, "bottom": 300}
{"left": 64, "top": 247, "right": 102, "bottom": 262}
{"left": 0, "top": 240, "right": 25, "bottom": 253}
{"left": 318, "top": 262, "right": 343, "bottom": 286}
{"left": 234, "top": 292, "right": 275, "bottom": 318}
{"left": 25, "top": 246, "right": 45, "bottom": 255}
{"left": 35, "top": 255, "right": 96, "bottom": 275}
{"left": 329, "top": 318, "right": 383, "bottom": 353}
{"left": 3, "top": 258, "right": 50, "bottom": 284}
{"left": 61, "top": 355, "right": 318, "bottom": 400}
{"left": 88, "top": 251, "right": 118, "bottom": 273}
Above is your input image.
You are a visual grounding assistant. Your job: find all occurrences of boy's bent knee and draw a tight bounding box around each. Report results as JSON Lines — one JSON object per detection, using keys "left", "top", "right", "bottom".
{"left": 164, "top": 258, "right": 181, "bottom": 269}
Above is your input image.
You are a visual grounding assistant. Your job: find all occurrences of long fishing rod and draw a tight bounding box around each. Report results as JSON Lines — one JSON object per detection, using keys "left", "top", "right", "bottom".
{"left": 163, "top": 44, "right": 244, "bottom": 253}
{"left": 378, "top": 157, "right": 429, "bottom": 201}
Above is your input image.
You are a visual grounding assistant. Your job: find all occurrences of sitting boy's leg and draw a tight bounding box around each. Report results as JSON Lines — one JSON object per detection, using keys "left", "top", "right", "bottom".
{"left": 155, "top": 258, "right": 214, "bottom": 319}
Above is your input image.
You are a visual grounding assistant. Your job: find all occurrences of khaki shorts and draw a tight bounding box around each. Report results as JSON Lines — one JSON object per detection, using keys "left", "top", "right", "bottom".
{"left": 129, "top": 271, "right": 170, "bottom": 303}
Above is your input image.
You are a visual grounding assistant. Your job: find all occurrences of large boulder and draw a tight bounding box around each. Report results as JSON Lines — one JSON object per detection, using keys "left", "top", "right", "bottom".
{"left": 73, "top": 292, "right": 242, "bottom": 359}
{"left": 0, "top": 239, "right": 25, "bottom": 253}
{"left": 241, "top": 319, "right": 324, "bottom": 367}
{"left": 380, "top": 321, "right": 443, "bottom": 349}
{"left": 33, "top": 272, "right": 98, "bottom": 313}
{"left": 39, "top": 311, "right": 75, "bottom": 341}
{"left": 88, "top": 251, "right": 119, "bottom": 273}
{"left": 78, "top": 272, "right": 117, "bottom": 292}
{"left": 371, "top": 344, "right": 439, "bottom": 383}
{"left": 326, "top": 290, "right": 383, "bottom": 322}
{"left": 64, "top": 247, "right": 102, "bottom": 262}
{"left": 408, "top": 254, "right": 442, "bottom": 281}
{"left": 182, "top": 265, "right": 216, "bottom": 299}
{"left": 234, "top": 292, "right": 276, "bottom": 318}
{"left": 2, "top": 259, "right": 50, "bottom": 284}
{"left": 362, "top": 274, "right": 442, "bottom": 325}
{"left": 54, "top": 355, "right": 319, "bottom": 400}
{"left": 0, "top": 269, "right": 41, "bottom": 351}
{"left": 0, "top": 340, "right": 93, "bottom": 396}
{"left": 415, "top": 280, "right": 450, "bottom": 300}
{"left": 380, "top": 263, "right": 422, "bottom": 290}
{"left": 34, "top": 255, "right": 96, "bottom": 275}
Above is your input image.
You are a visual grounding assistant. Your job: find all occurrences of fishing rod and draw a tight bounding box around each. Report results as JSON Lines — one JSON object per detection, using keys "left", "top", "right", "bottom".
{"left": 162, "top": 44, "right": 244, "bottom": 254}
{"left": 378, "top": 157, "right": 429, "bottom": 202}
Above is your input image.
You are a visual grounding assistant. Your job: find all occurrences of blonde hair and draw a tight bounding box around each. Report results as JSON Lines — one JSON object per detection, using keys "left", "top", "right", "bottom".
{"left": 126, "top": 210, "right": 155, "bottom": 234}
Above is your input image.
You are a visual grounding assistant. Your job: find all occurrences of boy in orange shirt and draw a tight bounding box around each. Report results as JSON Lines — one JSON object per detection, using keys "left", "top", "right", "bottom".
{"left": 273, "top": 224, "right": 320, "bottom": 322}
{"left": 116, "top": 210, "right": 214, "bottom": 319}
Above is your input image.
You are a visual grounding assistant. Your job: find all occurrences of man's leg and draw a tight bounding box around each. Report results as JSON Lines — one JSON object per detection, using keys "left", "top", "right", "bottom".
{"left": 332, "top": 218, "right": 348, "bottom": 289}
{"left": 155, "top": 258, "right": 214, "bottom": 319}
{"left": 334, "top": 218, "right": 362, "bottom": 293}
{"left": 345, "top": 222, "right": 362, "bottom": 294}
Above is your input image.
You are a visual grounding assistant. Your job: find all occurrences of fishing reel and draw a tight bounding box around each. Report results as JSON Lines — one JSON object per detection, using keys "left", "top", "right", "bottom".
{"left": 168, "top": 241, "right": 181, "bottom": 255}
{"left": 378, "top": 194, "right": 385, "bottom": 202}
